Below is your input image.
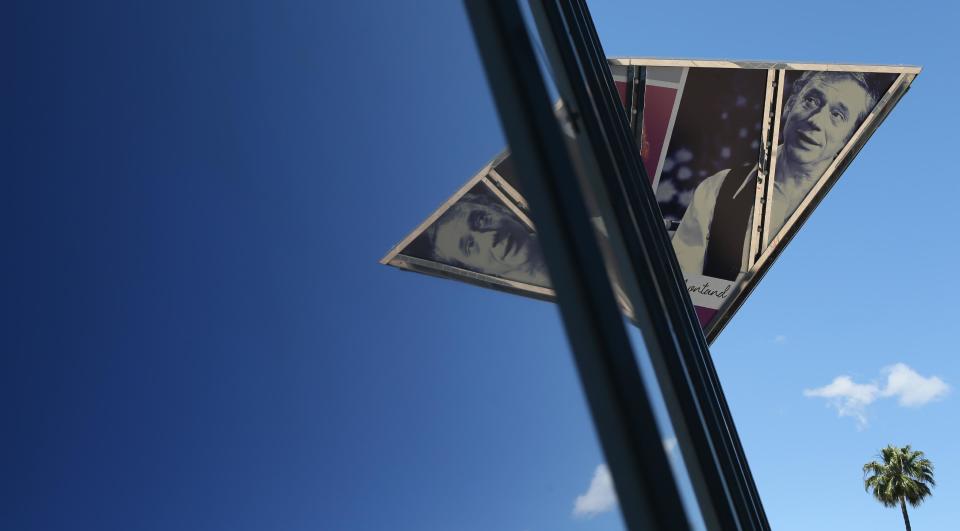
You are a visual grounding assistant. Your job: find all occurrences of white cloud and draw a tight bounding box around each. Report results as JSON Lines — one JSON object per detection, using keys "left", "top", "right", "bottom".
{"left": 773, "top": 335, "right": 787, "bottom": 344}
{"left": 804, "top": 363, "right": 949, "bottom": 428}
{"left": 804, "top": 376, "right": 880, "bottom": 429}
{"left": 881, "top": 363, "right": 950, "bottom": 406}
{"left": 573, "top": 464, "right": 617, "bottom": 518}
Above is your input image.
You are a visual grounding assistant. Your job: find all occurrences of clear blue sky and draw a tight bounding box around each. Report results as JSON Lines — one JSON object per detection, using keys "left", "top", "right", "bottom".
{"left": 5, "top": 1, "right": 958, "bottom": 530}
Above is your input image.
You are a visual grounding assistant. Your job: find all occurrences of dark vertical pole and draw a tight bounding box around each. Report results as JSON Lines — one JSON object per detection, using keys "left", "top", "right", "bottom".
{"left": 462, "top": 2, "right": 691, "bottom": 530}
{"left": 631, "top": 66, "right": 647, "bottom": 157}
{"left": 527, "top": 3, "right": 731, "bottom": 529}
{"left": 531, "top": 1, "right": 771, "bottom": 529}
{"left": 464, "top": 0, "right": 772, "bottom": 529}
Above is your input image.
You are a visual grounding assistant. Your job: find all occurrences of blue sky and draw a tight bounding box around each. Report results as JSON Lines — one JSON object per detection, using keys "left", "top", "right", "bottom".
{"left": 5, "top": 1, "right": 958, "bottom": 530}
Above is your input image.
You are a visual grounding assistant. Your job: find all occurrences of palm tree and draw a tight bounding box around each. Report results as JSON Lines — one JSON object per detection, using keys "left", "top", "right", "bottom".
{"left": 863, "top": 445, "right": 935, "bottom": 531}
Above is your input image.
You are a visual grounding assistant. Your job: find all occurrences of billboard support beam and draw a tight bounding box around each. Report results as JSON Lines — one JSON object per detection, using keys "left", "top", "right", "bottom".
{"left": 463, "top": 1, "right": 691, "bottom": 529}
{"left": 530, "top": 0, "right": 770, "bottom": 528}
{"left": 465, "top": 0, "right": 773, "bottom": 529}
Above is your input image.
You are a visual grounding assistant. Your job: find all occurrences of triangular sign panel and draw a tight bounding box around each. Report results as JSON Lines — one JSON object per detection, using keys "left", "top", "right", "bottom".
{"left": 382, "top": 59, "right": 920, "bottom": 343}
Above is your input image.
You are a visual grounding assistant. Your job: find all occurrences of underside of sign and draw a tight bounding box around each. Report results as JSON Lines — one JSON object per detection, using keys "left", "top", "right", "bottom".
{"left": 381, "top": 58, "right": 920, "bottom": 343}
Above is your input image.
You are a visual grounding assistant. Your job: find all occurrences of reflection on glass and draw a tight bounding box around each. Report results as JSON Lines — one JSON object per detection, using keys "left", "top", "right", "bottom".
{"left": 625, "top": 322, "right": 709, "bottom": 531}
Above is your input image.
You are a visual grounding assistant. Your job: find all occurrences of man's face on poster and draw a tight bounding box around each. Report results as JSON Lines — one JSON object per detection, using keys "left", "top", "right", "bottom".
{"left": 782, "top": 75, "right": 871, "bottom": 168}
{"left": 433, "top": 195, "right": 538, "bottom": 278}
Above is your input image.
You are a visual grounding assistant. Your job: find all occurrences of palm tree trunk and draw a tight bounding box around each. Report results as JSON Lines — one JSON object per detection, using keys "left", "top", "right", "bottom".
{"left": 900, "top": 496, "right": 912, "bottom": 531}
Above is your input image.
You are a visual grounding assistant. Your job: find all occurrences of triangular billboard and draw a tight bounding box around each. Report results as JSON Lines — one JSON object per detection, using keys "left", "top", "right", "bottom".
{"left": 382, "top": 59, "right": 920, "bottom": 342}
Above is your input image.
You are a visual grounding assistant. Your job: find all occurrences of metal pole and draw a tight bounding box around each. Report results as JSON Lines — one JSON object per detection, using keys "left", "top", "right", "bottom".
{"left": 528, "top": 1, "right": 771, "bottom": 528}
{"left": 464, "top": 0, "right": 773, "bottom": 528}
{"left": 463, "top": 1, "right": 691, "bottom": 529}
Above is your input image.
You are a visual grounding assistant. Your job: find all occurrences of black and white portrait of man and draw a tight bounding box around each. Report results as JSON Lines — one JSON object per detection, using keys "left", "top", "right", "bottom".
{"left": 670, "top": 70, "right": 895, "bottom": 281}
{"left": 403, "top": 184, "right": 549, "bottom": 287}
